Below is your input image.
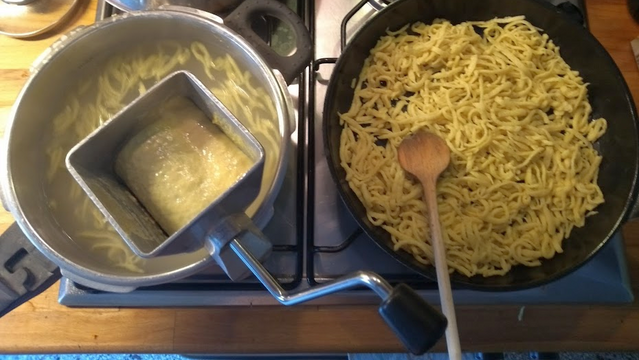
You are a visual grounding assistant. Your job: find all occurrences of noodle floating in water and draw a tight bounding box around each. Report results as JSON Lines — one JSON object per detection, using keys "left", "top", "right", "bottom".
{"left": 339, "top": 17, "right": 607, "bottom": 277}
{"left": 45, "top": 41, "right": 279, "bottom": 273}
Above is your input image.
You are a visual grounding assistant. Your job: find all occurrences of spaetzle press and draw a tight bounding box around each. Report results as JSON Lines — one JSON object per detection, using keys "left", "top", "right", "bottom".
{"left": 66, "top": 70, "right": 448, "bottom": 355}
{"left": 67, "top": 70, "right": 271, "bottom": 280}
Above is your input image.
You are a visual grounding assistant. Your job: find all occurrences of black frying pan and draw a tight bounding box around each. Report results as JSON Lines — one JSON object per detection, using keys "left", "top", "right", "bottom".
{"left": 323, "top": 0, "right": 639, "bottom": 290}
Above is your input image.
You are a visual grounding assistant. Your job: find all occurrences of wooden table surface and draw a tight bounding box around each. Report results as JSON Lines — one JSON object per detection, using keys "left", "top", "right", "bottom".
{"left": 2, "top": 0, "right": 639, "bottom": 354}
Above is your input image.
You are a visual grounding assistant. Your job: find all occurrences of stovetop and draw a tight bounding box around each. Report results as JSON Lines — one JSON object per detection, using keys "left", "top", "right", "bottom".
{"left": 59, "top": 0, "right": 633, "bottom": 307}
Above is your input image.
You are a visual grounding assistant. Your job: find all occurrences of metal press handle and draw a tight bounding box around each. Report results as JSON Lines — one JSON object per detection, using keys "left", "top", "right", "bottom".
{"left": 230, "top": 239, "right": 448, "bottom": 355}
{"left": 231, "top": 238, "right": 391, "bottom": 302}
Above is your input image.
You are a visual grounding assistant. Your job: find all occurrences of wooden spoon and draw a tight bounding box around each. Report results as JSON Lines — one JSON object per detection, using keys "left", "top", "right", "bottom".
{"left": 397, "top": 130, "right": 461, "bottom": 360}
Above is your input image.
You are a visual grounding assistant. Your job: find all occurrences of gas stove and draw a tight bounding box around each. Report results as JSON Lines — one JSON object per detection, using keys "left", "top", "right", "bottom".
{"left": 58, "top": 0, "right": 633, "bottom": 307}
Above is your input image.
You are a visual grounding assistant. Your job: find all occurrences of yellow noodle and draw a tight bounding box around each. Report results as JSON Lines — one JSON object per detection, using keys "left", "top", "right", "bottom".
{"left": 339, "top": 17, "right": 606, "bottom": 277}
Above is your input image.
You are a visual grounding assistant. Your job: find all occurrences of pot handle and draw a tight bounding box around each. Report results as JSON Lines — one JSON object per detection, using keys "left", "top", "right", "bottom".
{"left": 0, "top": 222, "right": 60, "bottom": 318}
{"left": 223, "top": 0, "right": 312, "bottom": 84}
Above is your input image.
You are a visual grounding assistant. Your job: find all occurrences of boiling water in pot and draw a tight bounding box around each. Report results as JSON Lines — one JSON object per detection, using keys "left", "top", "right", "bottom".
{"left": 41, "top": 39, "right": 280, "bottom": 274}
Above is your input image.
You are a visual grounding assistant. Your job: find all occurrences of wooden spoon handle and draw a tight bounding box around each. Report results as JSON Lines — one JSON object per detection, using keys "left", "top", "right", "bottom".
{"left": 422, "top": 178, "right": 462, "bottom": 360}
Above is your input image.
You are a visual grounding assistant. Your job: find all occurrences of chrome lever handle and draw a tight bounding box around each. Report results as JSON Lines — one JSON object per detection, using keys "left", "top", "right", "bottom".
{"left": 229, "top": 239, "right": 448, "bottom": 355}
{"left": 230, "top": 238, "right": 393, "bottom": 303}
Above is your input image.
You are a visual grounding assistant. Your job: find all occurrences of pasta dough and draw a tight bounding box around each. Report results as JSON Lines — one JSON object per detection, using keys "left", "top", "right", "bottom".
{"left": 115, "top": 96, "right": 252, "bottom": 235}
{"left": 339, "top": 17, "right": 607, "bottom": 277}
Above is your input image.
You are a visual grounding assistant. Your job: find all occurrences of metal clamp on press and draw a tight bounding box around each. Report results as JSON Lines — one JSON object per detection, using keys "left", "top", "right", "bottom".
{"left": 206, "top": 213, "right": 272, "bottom": 281}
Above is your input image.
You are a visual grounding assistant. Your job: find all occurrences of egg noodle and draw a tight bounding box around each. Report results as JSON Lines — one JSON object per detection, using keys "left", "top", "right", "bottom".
{"left": 45, "top": 41, "right": 278, "bottom": 273}
{"left": 339, "top": 17, "right": 606, "bottom": 277}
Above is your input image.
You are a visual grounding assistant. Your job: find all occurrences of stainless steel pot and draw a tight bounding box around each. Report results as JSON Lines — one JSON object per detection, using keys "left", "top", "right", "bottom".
{"left": 0, "top": 2, "right": 311, "bottom": 292}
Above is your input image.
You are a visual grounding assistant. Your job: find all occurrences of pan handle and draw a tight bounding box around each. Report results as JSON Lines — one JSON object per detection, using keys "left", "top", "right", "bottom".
{"left": 0, "top": 223, "right": 60, "bottom": 318}
{"left": 229, "top": 238, "right": 447, "bottom": 355}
